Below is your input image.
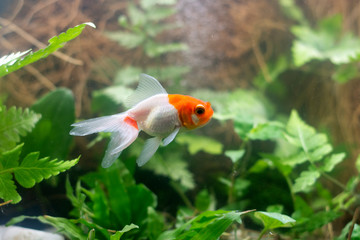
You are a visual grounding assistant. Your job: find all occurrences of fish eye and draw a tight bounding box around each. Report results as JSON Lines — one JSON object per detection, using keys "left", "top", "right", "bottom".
{"left": 195, "top": 105, "right": 205, "bottom": 115}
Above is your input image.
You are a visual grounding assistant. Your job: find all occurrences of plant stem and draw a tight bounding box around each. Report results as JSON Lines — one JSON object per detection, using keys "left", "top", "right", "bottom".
{"left": 170, "top": 180, "right": 194, "bottom": 210}
{"left": 257, "top": 228, "right": 267, "bottom": 240}
{"left": 228, "top": 139, "right": 249, "bottom": 204}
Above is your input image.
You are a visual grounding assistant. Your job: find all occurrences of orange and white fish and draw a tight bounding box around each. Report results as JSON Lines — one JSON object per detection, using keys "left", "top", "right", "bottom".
{"left": 70, "top": 74, "right": 213, "bottom": 168}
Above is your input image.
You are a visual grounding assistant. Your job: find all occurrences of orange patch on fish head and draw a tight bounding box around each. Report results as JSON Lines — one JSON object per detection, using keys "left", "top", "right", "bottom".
{"left": 168, "top": 94, "right": 213, "bottom": 130}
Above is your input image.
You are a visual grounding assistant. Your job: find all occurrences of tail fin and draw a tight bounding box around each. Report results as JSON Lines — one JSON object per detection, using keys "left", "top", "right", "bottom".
{"left": 70, "top": 113, "right": 139, "bottom": 168}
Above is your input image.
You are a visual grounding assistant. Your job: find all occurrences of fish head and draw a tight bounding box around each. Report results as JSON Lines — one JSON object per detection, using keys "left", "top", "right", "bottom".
{"left": 171, "top": 95, "right": 213, "bottom": 130}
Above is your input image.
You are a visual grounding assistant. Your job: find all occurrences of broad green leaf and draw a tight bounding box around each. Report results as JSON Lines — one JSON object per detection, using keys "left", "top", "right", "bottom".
{"left": 87, "top": 229, "right": 95, "bottom": 240}
{"left": 93, "top": 85, "right": 133, "bottom": 106}
{"left": 14, "top": 152, "right": 79, "bottom": 188}
{"left": 146, "top": 207, "right": 165, "bottom": 240}
{"left": 158, "top": 210, "right": 246, "bottom": 240}
{"left": 92, "top": 181, "right": 111, "bottom": 227}
{"left": 191, "top": 211, "right": 242, "bottom": 240}
{"left": 0, "top": 106, "right": 40, "bottom": 152}
{"left": 128, "top": 4, "right": 146, "bottom": 26}
{"left": 291, "top": 15, "right": 360, "bottom": 67}
{"left": 128, "top": 184, "right": 157, "bottom": 224}
{"left": 321, "top": 153, "right": 346, "bottom": 172}
{"left": 140, "top": 0, "right": 176, "bottom": 9}
{"left": 247, "top": 121, "right": 285, "bottom": 140}
{"left": 293, "top": 170, "right": 320, "bottom": 193}
{"left": 105, "top": 31, "right": 145, "bottom": 49}
{"left": 146, "top": 7, "right": 175, "bottom": 21}
{"left": 254, "top": 55, "right": 289, "bottom": 89}
{"left": 225, "top": 149, "right": 245, "bottom": 163}
{"left": 114, "top": 66, "right": 142, "bottom": 85}
{"left": 332, "top": 63, "right": 358, "bottom": 83}
{"left": 22, "top": 88, "right": 75, "bottom": 160}
{"left": 175, "top": 134, "right": 223, "bottom": 155}
{"left": 282, "top": 152, "right": 307, "bottom": 166}
{"left": 254, "top": 211, "right": 296, "bottom": 230}
{"left": 144, "top": 151, "right": 195, "bottom": 189}
{"left": 0, "top": 22, "right": 95, "bottom": 78}
{"left": 356, "top": 154, "right": 360, "bottom": 172}
{"left": 278, "top": 0, "right": 308, "bottom": 25}
{"left": 145, "top": 42, "right": 188, "bottom": 58}
{"left": 335, "top": 222, "right": 360, "bottom": 240}
{"left": 293, "top": 210, "right": 342, "bottom": 233}
{"left": 110, "top": 224, "right": 139, "bottom": 240}
{"left": 286, "top": 110, "right": 332, "bottom": 161}
{"left": 195, "top": 189, "right": 212, "bottom": 212}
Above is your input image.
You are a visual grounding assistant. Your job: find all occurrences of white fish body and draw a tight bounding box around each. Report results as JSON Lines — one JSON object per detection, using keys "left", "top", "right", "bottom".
{"left": 70, "top": 74, "right": 213, "bottom": 168}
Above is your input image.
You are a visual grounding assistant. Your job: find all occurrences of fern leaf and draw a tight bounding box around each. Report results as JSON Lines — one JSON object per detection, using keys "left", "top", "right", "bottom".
{"left": 0, "top": 50, "right": 31, "bottom": 67}
{"left": 0, "top": 145, "right": 23, "bottom": 203}
{"left": 0, "top": 106, "right": 41, "bottom": 152}
{"left": 0, "top": 144, "right": 79, "bottom": 204}
{"left": 0, "top": 22, "right": 95, "bottom": 78}
{"left": 14, "top": 152, "right": 79, "bottom": 188}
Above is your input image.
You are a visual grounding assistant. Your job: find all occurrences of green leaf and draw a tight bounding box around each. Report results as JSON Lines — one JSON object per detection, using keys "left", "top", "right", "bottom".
{"left": 278, "top": 0, "right": 308, "bottom": 25}
{"left": 146, "top": 7, "right": 176, "bottom": 21}
{"left": 321, "top": 153, "right": 346, "bottom": 172}
{"left": 247, "top": 121, "right": 285, "bottom": 140}
{"left": 225, "top": 149, "right": 245, "bottom": 163}
{"left": 0, "top": 143, "right": 78, "bottom": 203}
{"left": 0, "top": 145, "right": 24, "bottom": 203}
{"left": 195, "top": 189, "right": 212, "bottom": 212}
{"left": 293, "top": 210, "right": 342, "bottom": 233}
{"left": 144, "top": 151, "right": 195, "bottom": 189}
{"left": 0, "top": 106, "right": 40, "bottom": 152}
{"left": 146, "top": 207, "right": 165, "bottom": 240}
{"left": 175, "top": 134, "right": 223, "bottom": 155}
{"left": 140, "top": 0, "right": 176, "bottom": 9}
{"left": 113, "top": 66, "right": 142, "bottom": 85}
{"left": 22, "top": 88, "right": 75, "bottom": 160}
{"left": 110, "top": 224, "right": 139, "bottom": 240}
{"left": 291, "top": 15, "right": 360, "bottom": 66}
{"left": 93, "top": 85, "right": 133, "bottom": 106}
{"left": 286, "top": 110, "right": 332, "bottom": 162}
{"left": 293, "top": 170, "right": 320, "bottom": 193}
{"left": 0, "top": 22, "right": 95, "bottom": 78}
{"left": 0, "top": 50, "right": 30, "bottom": 66}
{"left": 14, "top": 153, "right": 79, "bottom": 188}
{"left": 158, "top": 210, "right": 246, "bottom": 240}
{"left": 254, "top": 211, "right": 296, "bottom": 230}
{"left": 356, "top": 154, "right": 360, "bottom": 173}
{"left": 332, "top": 63, "right": 358, "bottom": 83}
{"left": 145, "top": 42, "right": 188, "bottom": 58}
{"left": 191, "top": 211, "right": 242, "bottom": 240}
{"left": 335, "top": 222, "right": 360, "bottom": 240}
{"left": 105, "top": 31, "right": 145, "bottom": 49}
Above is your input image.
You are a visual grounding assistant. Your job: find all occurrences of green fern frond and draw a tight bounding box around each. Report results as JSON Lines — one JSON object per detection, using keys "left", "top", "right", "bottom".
{"left": 0, "top": 22, "right": 95, "bottom": 78}
{"left": 0, "top": 50, "right": 31, "bottom": 67}
{"left": 0, "top": 106, "right": 41, "bottom": 152}
{"left": 0, "top": 144, "right": 79, "bottom": 204}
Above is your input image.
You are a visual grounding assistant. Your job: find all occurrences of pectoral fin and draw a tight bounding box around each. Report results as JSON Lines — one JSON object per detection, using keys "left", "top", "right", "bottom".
{"left": 163, "top": 127, "right": 180, "bottom": 146}
{"left": 136, "top": 137, "right": 162, "bottom": 167}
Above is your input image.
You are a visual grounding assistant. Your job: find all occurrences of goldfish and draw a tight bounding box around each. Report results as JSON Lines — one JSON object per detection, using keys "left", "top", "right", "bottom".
{"left": 70, "top": 74, "right": 213, "bottom": 168}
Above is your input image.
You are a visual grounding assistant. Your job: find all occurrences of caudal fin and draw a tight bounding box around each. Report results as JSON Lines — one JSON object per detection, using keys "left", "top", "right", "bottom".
{"left": 70, "top": 113, "right": 139, "bottom": 168}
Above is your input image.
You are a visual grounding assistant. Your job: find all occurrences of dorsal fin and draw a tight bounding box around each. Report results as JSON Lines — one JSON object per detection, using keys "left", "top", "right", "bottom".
{"left": 125, "top": 74, "right": 167, "bottom": 108}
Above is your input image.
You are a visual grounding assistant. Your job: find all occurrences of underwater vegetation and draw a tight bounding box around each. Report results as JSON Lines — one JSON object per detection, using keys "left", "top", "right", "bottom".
{"left": 1, "top": 0, "right": 360, "bottom": 239}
